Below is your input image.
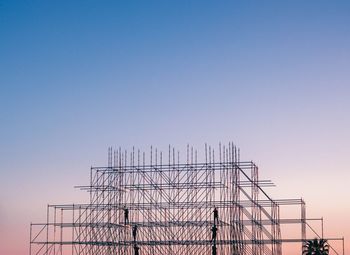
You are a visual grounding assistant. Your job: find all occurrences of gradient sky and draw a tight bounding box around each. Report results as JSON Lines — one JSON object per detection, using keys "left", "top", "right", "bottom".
{"left": 1, "top": 1, "right": 350, "bottom": 254}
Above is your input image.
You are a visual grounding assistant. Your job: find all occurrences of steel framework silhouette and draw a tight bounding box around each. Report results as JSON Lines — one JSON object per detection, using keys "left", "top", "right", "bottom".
{"left": 30, "top": 144, "right": 343, "bottom": 255}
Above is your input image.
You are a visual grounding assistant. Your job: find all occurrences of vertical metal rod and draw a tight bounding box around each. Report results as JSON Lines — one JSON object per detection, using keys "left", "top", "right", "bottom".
{"left": 60, "top": 208, "right": 63, "bottom": 255}
{"left": 321, "top": 217, "right": 324, "bottom": 239}
{"left": 72, "top": 204, "right": 75, "bottom": 255}
{"left": 46, "top": 205, "right": 49, "bottom": 254}
{"left": 29, "top": 223, "right": 32, "bottom": 255}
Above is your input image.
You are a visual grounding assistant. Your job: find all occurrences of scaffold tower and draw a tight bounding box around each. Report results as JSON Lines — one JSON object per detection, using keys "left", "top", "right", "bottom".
{"left": 29, "top": 144, "right": 344, "bottom": 255}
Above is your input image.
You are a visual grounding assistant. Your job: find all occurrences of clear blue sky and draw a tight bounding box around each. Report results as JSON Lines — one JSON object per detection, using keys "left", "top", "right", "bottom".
{"left": 0, "top": 1, "right": 349, "bottom": 254}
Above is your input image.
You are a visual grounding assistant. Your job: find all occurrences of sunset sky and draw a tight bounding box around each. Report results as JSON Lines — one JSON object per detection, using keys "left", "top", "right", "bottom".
{"left": 0, "top": 1, "right": 349, "bottom": 254}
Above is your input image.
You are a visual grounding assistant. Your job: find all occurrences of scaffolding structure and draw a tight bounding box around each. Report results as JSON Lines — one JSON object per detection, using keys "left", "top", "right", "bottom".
{"left": 30, "top": 144, "right": 343, "bottom": 255}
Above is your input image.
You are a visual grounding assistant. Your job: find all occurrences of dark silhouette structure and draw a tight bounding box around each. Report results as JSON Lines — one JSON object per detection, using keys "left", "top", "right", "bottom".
{"left": 29, "top": 144, "right": 344, "bottom": 255}
{"left": 303, "top": 238, "right": 329, "bottom": 255}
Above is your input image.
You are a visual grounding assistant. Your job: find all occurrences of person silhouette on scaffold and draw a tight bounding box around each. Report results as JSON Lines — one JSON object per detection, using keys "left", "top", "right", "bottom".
{"left": 211, "top": 224, "right": 217, "bottom": 241}
{"left": 212, "top": 244, "right": 217, "bottom": 255}
{"left": 124, "top": 206, "right": 129, "bottom": 225}
{"left": 213, "top": 207, "right": 219, "bottom": 225}
{"left": 132, "top": 225, "right": 138, "bottom": 241}
{"left": 134, "top": 244, "right": 140, "bottom": 255}
{"left": 211, "top": 220, "right": 218, "bottom": 255}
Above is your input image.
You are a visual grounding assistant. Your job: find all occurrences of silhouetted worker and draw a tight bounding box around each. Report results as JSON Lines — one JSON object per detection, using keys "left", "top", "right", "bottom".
{"left": 213, "top": 207, "right": 219, "bottom": 224}
{"left": 132, "top": 225, "right": 138, "bottom": 241}
{"left": 134, "top": 245, "right": 140, "bottom": 255}
{"left": 124, "top": 207, "right": 129, "bottom": 225}
{"left": 211, "top": 224, "right": 217, "bottom": 241}
{"left": 212, "top": 245, "right": 217, "bottom": 255}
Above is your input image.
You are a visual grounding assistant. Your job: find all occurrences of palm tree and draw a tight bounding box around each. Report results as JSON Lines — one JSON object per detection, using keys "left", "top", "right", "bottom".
{"left": 302, "top": 238, "right": 329, "bottom": 255}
